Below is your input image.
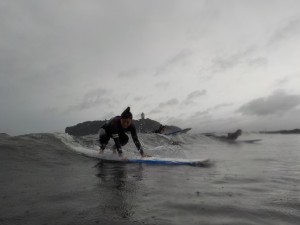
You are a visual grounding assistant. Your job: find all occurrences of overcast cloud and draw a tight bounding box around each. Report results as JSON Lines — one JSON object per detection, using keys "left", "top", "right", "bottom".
{"left": 237, "top": 91, "right": 300, "bottom": 116}
{"left": 1, "top": 0, "right": 300, "bottom": 135}
{"left": 183, "top": 90, "right": 207, "bottom": 105}
{"left": 267, "top": 17, "right": 300, "bottom": 46}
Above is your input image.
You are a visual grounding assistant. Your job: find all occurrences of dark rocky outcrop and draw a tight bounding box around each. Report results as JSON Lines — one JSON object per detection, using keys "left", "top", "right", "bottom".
{"left": 65, "top": 121, "right": 107, "bottom": 136}
{"left": 260, "top": 129, "right": 300, "bottom": 134}
{"left": 0, "top": 133, "right": 10, "bottom": 140}
{"left": 65, "top": 118, "right": 180, "bottom": 136}
{"left": 132, "top": 118, "right": 161, "bottom": 133}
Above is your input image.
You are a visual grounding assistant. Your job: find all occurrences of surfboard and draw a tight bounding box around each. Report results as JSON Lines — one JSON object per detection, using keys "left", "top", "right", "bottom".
{"left": 219, "top": 138, "right": 262, "bottom": 143}
{"left": 237, "top": 139, "right": 261, "bottom": 143}
{"left": 95, "top": 154, "right": 209, "bottom": 167}
{"left": 164, "top": 128, "right": 192, "bottom": 136}
{"left": 205, "top": 135, "right": 261, "bottom": 143}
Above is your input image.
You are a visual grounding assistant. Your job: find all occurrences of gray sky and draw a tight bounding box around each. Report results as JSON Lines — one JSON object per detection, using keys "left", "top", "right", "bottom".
{"left": 1, "top": 0, "right": 300, "bottom": 135}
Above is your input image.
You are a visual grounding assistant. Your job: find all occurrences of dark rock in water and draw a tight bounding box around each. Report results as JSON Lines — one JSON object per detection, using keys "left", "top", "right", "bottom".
{"left": 0, "top": 133, "right": 10, "bottom": 139}
{"left": 132, "top": 118, "right": 161, "bottom": 133}
{"left": 65, "top": 120, "right": 106, "bottom": 136}
{"left": 260, "top": 129, "right": 300, "bottom": 134}
{"left": 65, "top": 118, "right": 171, "bottom": 136}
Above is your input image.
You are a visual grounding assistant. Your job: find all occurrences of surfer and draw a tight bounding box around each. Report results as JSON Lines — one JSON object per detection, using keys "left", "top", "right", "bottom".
{"left": 205, "top": 129, "right": 242, "bottom": 141}
{"left": 98, "top": 107, "right": 147, "bottom": 157}
{"left": 152, "top": 124, "right": 166, "bottom": 134}
{"left": 227, "top": 129, "right": 242, "bottom": 140}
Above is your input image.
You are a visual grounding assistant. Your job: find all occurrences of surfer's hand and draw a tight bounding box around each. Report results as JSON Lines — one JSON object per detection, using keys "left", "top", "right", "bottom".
{"left": 141, "top": 152, "right": 151, "bottom": 158}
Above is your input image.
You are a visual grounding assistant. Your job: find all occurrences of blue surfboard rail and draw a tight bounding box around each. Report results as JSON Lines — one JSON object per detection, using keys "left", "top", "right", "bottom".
{"left": 99, "top": 157, "right": 209, "bottom": 167}
{"left": 238, "top": 139, "right": 261, "bottom": 143}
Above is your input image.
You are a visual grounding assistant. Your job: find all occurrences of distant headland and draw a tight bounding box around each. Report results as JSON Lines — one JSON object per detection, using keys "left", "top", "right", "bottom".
{"left": 259, "top": 129, "right": 300, "bottom": 134}
{"left": 65, "top": 118, "right": 181, "bottom": 136}
{"left": 64, "top": 116, "right": 300, "bottom": 136}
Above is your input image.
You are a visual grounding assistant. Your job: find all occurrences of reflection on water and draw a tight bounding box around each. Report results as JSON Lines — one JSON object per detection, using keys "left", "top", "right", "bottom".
{"left": 95, "top": 162, "right": 144, "bottom": 219}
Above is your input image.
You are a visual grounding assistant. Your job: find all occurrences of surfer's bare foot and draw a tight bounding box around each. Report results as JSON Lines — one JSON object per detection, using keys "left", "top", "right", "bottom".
{"left": 112, "top": 149, "right": 117, "bottom": 154}
{"left": 111, "top": 145, "right": 117, "bottom": 154}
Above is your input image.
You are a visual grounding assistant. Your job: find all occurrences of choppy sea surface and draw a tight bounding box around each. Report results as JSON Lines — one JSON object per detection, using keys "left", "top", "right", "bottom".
{"left": 0, "top": 132, "right": 299, "bottom": 225}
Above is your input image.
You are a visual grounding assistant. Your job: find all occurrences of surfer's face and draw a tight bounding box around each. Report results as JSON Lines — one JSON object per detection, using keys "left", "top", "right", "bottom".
{"left": 121, "top": 118, "right": 132, "bottom": 129}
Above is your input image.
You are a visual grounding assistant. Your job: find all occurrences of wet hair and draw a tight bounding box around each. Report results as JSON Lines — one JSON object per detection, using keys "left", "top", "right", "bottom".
{"left": 121, "top": 107, "right": 133, "bottom": 119}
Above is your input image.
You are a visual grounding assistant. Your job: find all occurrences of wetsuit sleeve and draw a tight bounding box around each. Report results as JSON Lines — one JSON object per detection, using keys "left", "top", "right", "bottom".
{"left": 130, "top": 125, "right": 142, "bottom": 150}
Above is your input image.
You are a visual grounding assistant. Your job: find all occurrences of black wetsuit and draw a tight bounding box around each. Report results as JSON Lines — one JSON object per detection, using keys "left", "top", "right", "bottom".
{"left": 227, "top": 132, "right": 240, "bottom": 140}
{"left": 153, "top": 126, "right": 164, "bottom": 134}
{"left": 205, "top": 132, "right": 240, "bottom": 141}
{"left": 99, "top": 116, "right": 142, "bottom": 153}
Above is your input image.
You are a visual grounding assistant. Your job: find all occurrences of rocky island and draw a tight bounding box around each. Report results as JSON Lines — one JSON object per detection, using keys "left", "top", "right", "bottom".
{"left": 65, "top": 117, "right": 181, "bottom": 136}
{"left": 260, "top": 129, "right": 300, "bottom": 134}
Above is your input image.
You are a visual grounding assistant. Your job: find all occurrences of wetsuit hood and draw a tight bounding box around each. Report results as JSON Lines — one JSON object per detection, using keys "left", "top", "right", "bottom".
{"left": 121, "top": 107, "right": 132, "bottom": 119}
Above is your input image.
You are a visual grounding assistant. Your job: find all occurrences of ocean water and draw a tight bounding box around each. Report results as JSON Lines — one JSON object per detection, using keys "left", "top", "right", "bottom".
{"left": 0, "top": 132, "right": 299, "bottom": 225}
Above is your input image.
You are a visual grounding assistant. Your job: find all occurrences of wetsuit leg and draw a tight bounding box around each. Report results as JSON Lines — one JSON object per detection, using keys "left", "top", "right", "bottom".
{"left": 119, "top": 132, "right": 129, "bottom": 146}
{"left": 99, "top": 128, "right": 110, "bottom": 150}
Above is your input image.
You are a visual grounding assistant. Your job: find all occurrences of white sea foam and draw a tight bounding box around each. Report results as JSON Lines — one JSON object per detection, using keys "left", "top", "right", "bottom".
{"left": 54, "top": 132, "right": 196, "bottom": 160}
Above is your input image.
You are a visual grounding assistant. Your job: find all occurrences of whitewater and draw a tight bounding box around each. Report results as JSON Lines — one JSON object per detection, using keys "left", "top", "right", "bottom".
{"left": 1, "top": 132, "right": 299, "bottom": 225}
